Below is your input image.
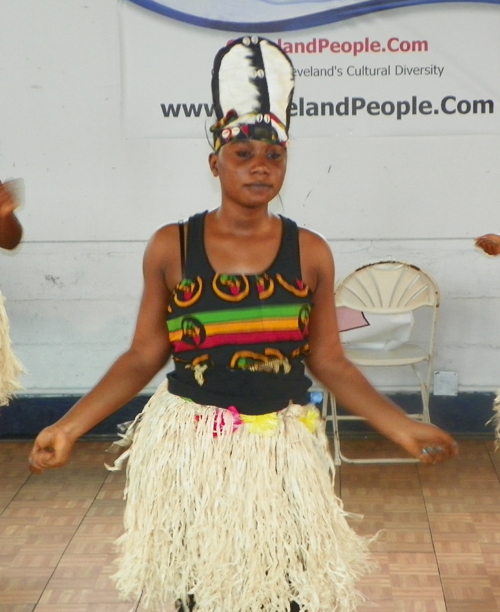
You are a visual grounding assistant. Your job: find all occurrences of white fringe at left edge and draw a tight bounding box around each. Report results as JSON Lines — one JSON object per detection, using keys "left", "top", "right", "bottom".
{"left": 488, "top": 391, "right": 500, "bottom": 448}
{"left": 0, "top": 290, "right": 24, "bottom": 406}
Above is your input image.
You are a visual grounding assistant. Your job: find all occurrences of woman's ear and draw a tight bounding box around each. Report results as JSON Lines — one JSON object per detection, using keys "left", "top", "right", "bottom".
{"left": 209, "top": 153, "right": 219, "bottom": 177}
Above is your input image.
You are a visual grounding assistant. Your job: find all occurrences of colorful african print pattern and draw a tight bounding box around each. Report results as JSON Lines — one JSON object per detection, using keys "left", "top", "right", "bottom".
{"left": 165, "top": 213, "right": 313, "bottom": 409}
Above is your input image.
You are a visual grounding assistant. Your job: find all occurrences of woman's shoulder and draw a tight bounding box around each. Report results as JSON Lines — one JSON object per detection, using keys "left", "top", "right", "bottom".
{"left": 142, "top": 223, "right": 185, "bottom": 289}
{"left": 143, "top": 222, "right": 183, "bottom": 268}
{"left": 298, "top": 225, "right": 331, "bottom": 253}
{"left": 296, "top": 226, "right": 334, "bottom": 293}
{"left": 147, "top": 222, "right": 179, "bottom": 251}
{"left": 279, "top": 215, "right": 329, "bottom": 247}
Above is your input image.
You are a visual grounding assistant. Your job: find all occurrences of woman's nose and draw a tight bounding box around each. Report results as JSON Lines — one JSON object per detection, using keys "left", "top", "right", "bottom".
{"left": 250, "top": 155, "right": 271, "bottom": 173}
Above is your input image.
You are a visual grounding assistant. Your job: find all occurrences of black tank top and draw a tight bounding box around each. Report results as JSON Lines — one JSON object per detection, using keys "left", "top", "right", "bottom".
{"left": 166, "top": 211, "right": 312, "bottom": 414}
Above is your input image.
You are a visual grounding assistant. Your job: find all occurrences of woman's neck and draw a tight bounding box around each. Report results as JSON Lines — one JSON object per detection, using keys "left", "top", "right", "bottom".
{"left": 210, "top": 205, "right": 276, "bottom": 237}
{"left": 204, "top": 207, "right": 283, "bottom": 275}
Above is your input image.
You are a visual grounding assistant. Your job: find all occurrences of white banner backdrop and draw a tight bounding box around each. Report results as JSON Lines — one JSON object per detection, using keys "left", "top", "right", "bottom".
{"left": 120, "top": 0, "right": 500, "bottom": 138}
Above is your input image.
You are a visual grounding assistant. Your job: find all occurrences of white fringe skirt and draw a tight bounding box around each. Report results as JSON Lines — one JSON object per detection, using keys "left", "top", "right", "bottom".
{"left": 489, "top": 392, "right": 500, "bottom": 446}
{"left": 0, "top": 289, "right": 23, "bottom": 406}
{"left": 109, "top": 382, "right": 374, "bottom": 612}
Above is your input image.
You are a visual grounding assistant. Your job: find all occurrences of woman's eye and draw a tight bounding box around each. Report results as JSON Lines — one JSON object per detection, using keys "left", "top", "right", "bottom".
{"left": 236, "top": 149, "right": 252, "bottom": 158}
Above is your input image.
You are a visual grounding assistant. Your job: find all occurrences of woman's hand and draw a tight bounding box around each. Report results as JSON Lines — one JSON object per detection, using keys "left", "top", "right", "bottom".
{"left": 0, "top": 180, "right": 23, "bottom": 249}
{"left": 28, "top": 425, "right": 77, "bottom": 474}
{"left": 389, "top": 420, "right": 459, "bottom": 465}
{"left": 475, "top": 233, "right": 500, "bottom": 256}
{"left": 0, "top": 180, "right": 18, "bottom": 218}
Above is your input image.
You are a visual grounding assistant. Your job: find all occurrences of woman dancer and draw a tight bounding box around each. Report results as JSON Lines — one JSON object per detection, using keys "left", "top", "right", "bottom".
{"left": 0, "top": 179, "right": 24, "bottom": 405}
{"left": 476, "top": 233, "right": 500, "bottom": 443}
{"left": 29, "top": 37, "right": 457, "bottom": 612}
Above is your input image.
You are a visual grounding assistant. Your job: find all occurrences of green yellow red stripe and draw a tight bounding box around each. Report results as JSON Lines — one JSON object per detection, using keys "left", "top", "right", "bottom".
{"left": 167, "top": 303, "right": 307, "bottom": 332}
{"left": 169, "top": 317, "right": 300, "bottom": 343}
{"left": 173, "top": 330, "right": 306, "bottom": 353}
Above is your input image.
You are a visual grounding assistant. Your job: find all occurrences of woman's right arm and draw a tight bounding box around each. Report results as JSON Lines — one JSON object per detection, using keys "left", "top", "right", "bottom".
{"left": 29, "top": 226, "right": 178, "bottom": 473}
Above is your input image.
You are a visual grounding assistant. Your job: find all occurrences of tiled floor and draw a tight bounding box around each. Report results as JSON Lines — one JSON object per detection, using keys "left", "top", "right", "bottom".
{"left": 1, "top": 438, "right": 499, "bottom": 612}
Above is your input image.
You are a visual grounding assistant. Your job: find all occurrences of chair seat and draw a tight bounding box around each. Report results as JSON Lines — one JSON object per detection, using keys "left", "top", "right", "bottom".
{"left": 344, "top": 343, "right": 429, "bottom": 366}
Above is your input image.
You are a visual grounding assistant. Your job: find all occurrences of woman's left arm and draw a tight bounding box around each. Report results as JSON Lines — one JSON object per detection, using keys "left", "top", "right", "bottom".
{"left": 301, "top": 231, "right": 458, "bottom": 464}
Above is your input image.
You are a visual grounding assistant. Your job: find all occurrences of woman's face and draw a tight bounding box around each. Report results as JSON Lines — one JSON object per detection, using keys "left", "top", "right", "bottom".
{"left": 209, "top": 139, "right": 287, "bottom": 208}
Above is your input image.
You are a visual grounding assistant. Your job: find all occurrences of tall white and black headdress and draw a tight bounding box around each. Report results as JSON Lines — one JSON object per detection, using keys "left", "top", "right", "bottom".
{"left": 210, "top": 36, "right": 295, "bottom": 152}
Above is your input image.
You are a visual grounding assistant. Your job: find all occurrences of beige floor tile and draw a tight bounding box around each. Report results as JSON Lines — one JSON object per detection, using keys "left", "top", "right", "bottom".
{"left": 386, "top": 551, "right": 440, "bottom": 572}
{"left": 85, "top": 501, "right": 125, "bottom": 518}
{"left": 39, "top": 554, "right": 121, "bottom": 606}
{"left": 482, "top": 551, "right": 500, "bottom": 572}
{"left": 444, "top": 602, "right": 499, "bottom": 612}
{"left": 2, "top": 499, "right": 93, "bottom": 513}
{"left": 0, "top": 443, "right": 33, "bottom": 464}
{"left": 356, "top": 601, "right": 397, "bottom": 612}
{"left": 424, "top": 497, "right": 500, "bottom": 514}
{"left": 73, "top": 519, "right": 124, "bottom": 538}
{"left": 372, "top": 529, "right": 434, "bottom": 553}
{"left": 351, "top": 512, "right": 429, "bottom": 539}
{"left": 427, "top": 512, "right": 476, "bottom": 534}
{"left": 474, "top": 513, "right": 500, "bottom": 546}
{"left": 65, "top": 532, "right": 121, "bottom": 555}
{"left": 436, "top": 553, "right": 489, "bottom": 577}
{"left": 0, "top": 569, "right": 53, "bottom": 604}
{"left": 433, "top": 540, "right": 483, "bottom": 555}
{"left": 95, "top": 484, "right": 126, "bottom": 501}
{"left": 0, "top": 481, "right": 29, "bottom": 496}
{"left": 341, "top": 465, "right": 422, "bottom": 489}
{"left": 13, "top": 484, "right": 104, "bottom": 502}
{"left": 358, "top": 597, "right": 448, "bottom": 612}
{"left": 0, "top": 511, "right": 85, "bottom": 529}
{"left": 395, "top": 602, "right": 447, "bottom": 612}
{"left": 1, "top": 438, "right": 499, "bottom": 611}
{"left": 390, "top": 573, "right": 444, "bottom": 598}
{"left": 37, "top": 587, "right": 124, "bottom": 605}
{"left": 338, "top": 439, "right": 417, "bottom": 462}
{"left": 441, "top": 576, "right": 498, "bottom": 612}
{"left": 357, "top": 581, "right": 393, "bottom": 601}
{"left": 4, "top": 552, "right": 63, "bottom": 570}
{"left": 0, "top": 498, "right": 15, "bottom": 514}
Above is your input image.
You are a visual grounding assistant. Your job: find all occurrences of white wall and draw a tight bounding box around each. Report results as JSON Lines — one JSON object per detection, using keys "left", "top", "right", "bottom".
{"left": 1, "top": 0, "right": 499, "bottom": 395}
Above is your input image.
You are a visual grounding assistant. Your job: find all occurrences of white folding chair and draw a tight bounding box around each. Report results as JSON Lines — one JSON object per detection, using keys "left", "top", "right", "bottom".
{"left": 326, "top": 260, "right": 440, "bottom": 465}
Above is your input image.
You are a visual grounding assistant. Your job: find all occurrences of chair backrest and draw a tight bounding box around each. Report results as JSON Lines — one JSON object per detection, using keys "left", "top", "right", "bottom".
{"left": 335, "top": 261, "right": 440, "bottom": 314}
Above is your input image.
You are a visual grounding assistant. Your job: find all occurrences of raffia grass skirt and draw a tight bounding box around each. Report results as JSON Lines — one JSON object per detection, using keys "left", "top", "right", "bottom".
{"left": 110, "top": 381, "right": 375, "bottom": 612}
{"left": 489, "top": 391, "right": 500, "bottom": 447}
{"left": 0, "top": 289, "right": 23, "bottom": 406}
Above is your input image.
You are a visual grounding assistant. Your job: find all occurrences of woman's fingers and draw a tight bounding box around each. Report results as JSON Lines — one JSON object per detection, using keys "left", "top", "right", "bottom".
{"left": 475, "top": 234, "right": 500, "bottom": 256}
{"left": 397, "top": 423, "right": 459, "bottom": 465}
{"left": 417, "top": 440, "right": 459, "bottom": 465}
{"left": 28, "top": 428, "right": 75, "bottom": 474}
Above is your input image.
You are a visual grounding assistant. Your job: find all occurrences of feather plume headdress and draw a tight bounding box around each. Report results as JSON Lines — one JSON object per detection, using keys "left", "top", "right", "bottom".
{"left": 210, "top": 36, "right": 295, "bottom": 152}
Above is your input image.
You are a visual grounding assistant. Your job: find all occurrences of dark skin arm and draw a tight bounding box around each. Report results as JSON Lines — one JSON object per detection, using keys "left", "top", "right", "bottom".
{"left": 0, "top": 180, "right": 23, "bottom": 250}
{"left": 300, "top": 230, "right": 458, "bottom": 465}
{"left": 29, "top": 210, "right": 456, "bottom": 471}
{"left": 28, "top": 225, "right": 182, "bottom": 473}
